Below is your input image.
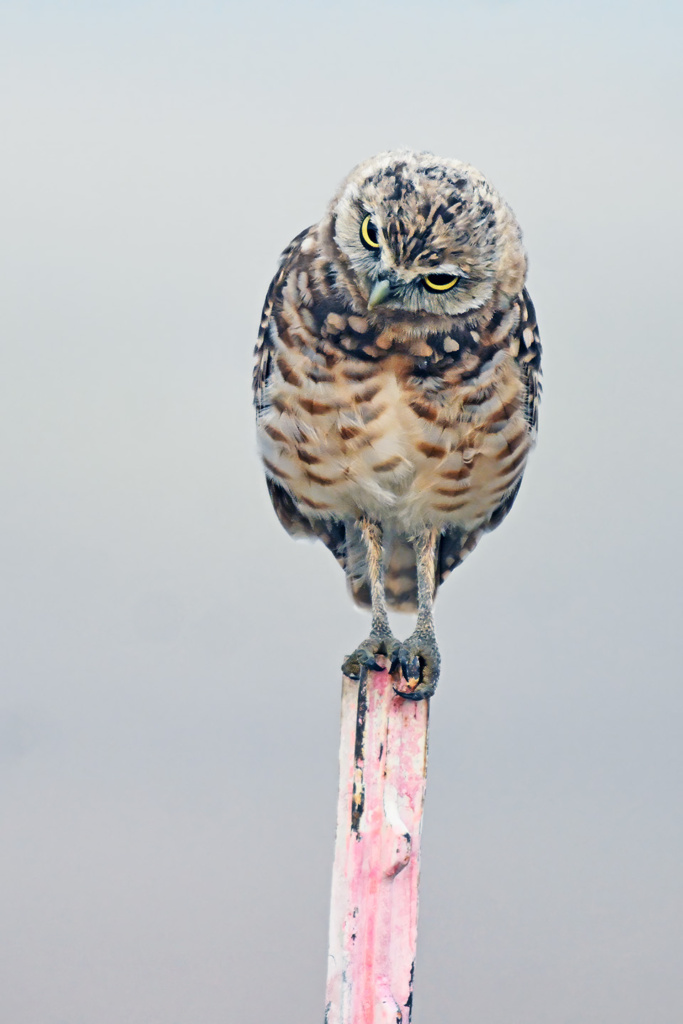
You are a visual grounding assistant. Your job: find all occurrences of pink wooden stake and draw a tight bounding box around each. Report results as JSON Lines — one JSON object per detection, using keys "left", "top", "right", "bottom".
{"left": 325, "top": 667, "right": 430, "bottom": 1024}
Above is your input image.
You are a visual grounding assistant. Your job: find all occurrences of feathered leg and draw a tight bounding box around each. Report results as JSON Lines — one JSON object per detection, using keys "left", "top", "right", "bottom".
{"left": 392, "top": 528, "right": 441, "bottom": 700}
{"left": 342, "top": 519, "right": 397, "bottom": 679}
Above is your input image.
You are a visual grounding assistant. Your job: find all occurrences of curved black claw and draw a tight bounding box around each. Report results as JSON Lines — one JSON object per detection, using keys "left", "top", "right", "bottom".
{"left": 342, "top": 635, "right": 395, "bottom": 680}
{"left": 390, "top": 634, "right": 441, "bottom": 701}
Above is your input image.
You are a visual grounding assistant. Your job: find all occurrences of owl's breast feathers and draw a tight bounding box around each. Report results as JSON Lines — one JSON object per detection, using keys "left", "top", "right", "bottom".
{"left": 253, "top": 227, "right": 541, "bottom": 601}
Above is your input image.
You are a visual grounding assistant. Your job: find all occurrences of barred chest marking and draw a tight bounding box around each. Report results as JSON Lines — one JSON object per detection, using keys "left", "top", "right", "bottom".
{"left": 257, "top": 301, "right": 533, "bottom": 533}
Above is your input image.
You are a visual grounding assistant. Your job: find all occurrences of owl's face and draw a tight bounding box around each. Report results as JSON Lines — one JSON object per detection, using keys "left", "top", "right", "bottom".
{"left": 330, "top": 151, "right": 526, "bottom": 319}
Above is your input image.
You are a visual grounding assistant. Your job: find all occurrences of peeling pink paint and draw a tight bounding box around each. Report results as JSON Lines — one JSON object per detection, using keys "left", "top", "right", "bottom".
{"left": 325, "top": 667, "right": 429, "bottom": 1023}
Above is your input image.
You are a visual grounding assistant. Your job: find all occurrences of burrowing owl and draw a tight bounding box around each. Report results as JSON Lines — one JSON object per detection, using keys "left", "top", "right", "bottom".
{"left": 253, "top": 151, "right": 541, "bottom": 699}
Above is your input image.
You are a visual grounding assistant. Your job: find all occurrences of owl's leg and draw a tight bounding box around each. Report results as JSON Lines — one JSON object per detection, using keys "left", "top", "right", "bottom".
{"left": 342, "top": 518, "right": 396, "bottom": 680}
{"left": 392, "top": 528, "right": 441, "bottom": 700}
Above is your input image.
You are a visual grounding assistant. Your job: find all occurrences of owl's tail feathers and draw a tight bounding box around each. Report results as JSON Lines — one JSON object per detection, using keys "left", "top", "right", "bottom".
{"left": 383, "top": 536, "right": 419, "bottom": 612}
{"left": 345, "top": 526, "right": 478, "bottom": 613}
{"left": 383, "top": 529, "right": 479, "bottom": 611}
{"left": 344, "top": 531, "right": 421, "bottom": 614}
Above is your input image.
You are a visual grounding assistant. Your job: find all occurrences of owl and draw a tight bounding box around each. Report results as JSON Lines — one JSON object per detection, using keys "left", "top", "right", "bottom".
{"left": 253, "top": 151, "right": 541, "bottom": 699}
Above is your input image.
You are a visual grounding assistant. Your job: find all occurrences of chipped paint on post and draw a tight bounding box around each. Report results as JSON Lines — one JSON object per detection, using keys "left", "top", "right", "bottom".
{"left": 325, "top": 667, "right": 429, "bottom": 1023}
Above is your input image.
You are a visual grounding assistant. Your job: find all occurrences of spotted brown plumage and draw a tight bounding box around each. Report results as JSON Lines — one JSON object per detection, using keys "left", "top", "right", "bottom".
{"left": 253, "top": 151, "right": 542, "bottom": 698}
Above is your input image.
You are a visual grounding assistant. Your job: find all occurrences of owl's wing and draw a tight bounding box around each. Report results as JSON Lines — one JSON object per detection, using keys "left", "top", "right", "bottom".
{"left": 516, "top": 287, "right": 542, "bottom": 431}
{"left": 254, "top": 228, "right": 349, "bottom": 570}
{"left": 435, "top": 287, "right": 542, "bottom": 589}
{"left": 253, "top": 226, "right": 312, "bottom": 415}
{"left": 265, "top": 477, "right": 348, "bottom": 571}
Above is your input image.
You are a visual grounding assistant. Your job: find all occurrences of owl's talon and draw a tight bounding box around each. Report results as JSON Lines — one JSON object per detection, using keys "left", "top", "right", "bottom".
{"left": 391, "top": 635, "right": 440, "bottom": 701}
{"left": 342, "top": 634, "right": 395, "bottom": 680}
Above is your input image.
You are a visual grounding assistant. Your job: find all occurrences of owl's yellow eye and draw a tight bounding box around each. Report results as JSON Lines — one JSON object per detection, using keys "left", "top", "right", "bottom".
{"left": 423, "top": 273, "right": 459, "bottom": 293}
{"left": 360, "top": 214, "right": 380, "bottom": 251}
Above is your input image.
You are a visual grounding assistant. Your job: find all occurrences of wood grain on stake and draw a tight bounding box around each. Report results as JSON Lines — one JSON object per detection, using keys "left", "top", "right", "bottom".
{"left": 325, "top": 668, "right": 429, "bottom": 1023}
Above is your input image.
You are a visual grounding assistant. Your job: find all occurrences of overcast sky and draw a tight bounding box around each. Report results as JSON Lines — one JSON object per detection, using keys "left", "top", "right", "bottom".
{"left": 1, "top": 2, "right": 682, "bottom": 1022}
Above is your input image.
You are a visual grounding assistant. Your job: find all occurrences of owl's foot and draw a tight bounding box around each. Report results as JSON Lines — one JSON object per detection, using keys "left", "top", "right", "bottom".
{"left": 342, "top": 632, "right": 396, "bottom": 680}
{"left": 390, "top": 632, "right": 441, "bottom": 701}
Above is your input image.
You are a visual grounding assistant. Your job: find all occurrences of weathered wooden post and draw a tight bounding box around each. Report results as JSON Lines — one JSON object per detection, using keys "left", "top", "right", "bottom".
{"left": 325, "top": 665, "right": 430, "bottom": 1023}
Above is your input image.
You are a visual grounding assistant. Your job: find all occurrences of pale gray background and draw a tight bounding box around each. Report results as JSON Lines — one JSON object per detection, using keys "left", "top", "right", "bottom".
{"left": 1, "top": 2, "right": 682, "bottom": 1022}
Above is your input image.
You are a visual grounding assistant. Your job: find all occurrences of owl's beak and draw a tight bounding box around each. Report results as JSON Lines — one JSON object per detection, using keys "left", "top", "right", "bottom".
{"left": 367, "top": 278, "right": 392, "bottom": 310}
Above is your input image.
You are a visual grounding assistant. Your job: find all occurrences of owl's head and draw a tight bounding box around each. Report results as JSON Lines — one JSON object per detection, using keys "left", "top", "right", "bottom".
{"left": 327, "top": 150, "right": 527, "bottom": 320}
